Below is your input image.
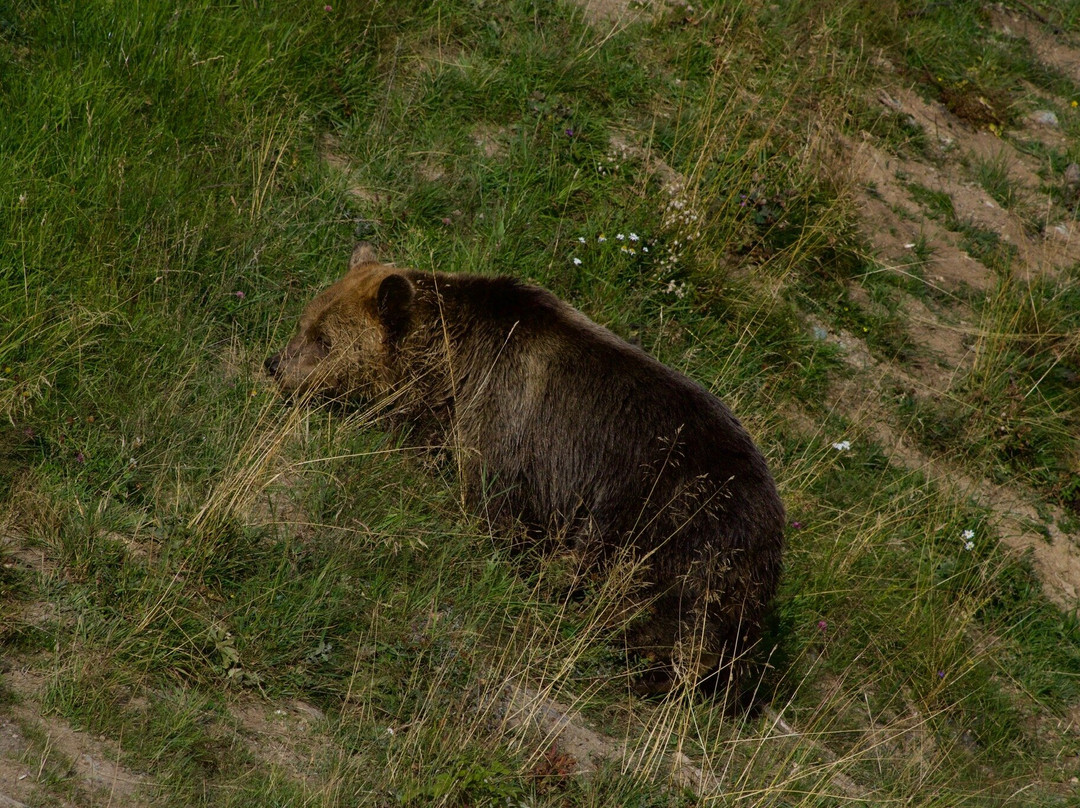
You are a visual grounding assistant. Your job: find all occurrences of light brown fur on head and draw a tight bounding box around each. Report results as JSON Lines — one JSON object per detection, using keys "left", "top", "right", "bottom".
{"left": 264, "top": 243, "right": 413, "bottom": 401}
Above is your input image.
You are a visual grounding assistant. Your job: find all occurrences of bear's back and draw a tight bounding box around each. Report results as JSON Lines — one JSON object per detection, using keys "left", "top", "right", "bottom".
{"left": 438, "top": 274, "right": 782, "bottom": 558}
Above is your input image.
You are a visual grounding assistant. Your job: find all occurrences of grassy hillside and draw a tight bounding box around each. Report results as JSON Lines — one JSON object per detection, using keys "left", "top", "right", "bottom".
{"left": 2, "top": 0, "right": 1080, "bottom": 805}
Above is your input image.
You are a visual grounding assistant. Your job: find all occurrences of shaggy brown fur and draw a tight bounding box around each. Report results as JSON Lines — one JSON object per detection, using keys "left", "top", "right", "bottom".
{"left": 266, "top": 244, "right": 785, "bottom": 693}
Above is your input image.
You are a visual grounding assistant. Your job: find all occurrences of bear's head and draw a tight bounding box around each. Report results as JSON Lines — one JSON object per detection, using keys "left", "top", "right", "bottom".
{"left": 264, "top": 243, "right": 416, "bottom": 402}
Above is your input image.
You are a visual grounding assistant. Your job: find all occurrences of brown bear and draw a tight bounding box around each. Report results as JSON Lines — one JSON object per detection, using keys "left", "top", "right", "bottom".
{"left": 265, "top": 243, "right": 785, "bottom": 694}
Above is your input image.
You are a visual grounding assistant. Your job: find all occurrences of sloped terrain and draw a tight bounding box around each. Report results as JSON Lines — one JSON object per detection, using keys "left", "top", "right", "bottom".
{"left": 2, "top": 1, "right": 1080, "bottom": 805}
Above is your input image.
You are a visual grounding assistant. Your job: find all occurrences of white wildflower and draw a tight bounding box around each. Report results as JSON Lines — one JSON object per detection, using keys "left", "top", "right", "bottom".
{"left": 832, "top": 440, "right": 851, "bottom": 451}
{"left": 664, "top": 280, "right": 687, "bottom": 299}
{"left": 572, "top": 257, "right": 582, "bottom": 266}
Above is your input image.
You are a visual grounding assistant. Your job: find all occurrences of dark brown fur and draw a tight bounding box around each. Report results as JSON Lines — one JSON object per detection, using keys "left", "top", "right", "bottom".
{"left": 266, "top": 244, "right": 785, "bottom": 693}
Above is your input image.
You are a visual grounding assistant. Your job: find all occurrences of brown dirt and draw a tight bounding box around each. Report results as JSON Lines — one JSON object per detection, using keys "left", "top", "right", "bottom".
{"left": 760, "top": 706, "right": 875, "bottom": 801}
{"left": 0, "top": 667, "right": 153, "bottom": 808}
{"left": 990, "top": 6, "right": 1080, "bottom": 85}
{"left": 472, "top": 123, "right": 509, "bottom": 160}
{"left": 499, "top": 682, "right": 717, "bottom": 792}
{"left": 228, "top": 697, "right": 333, "bottom": 791}
{"left": 0, "top": 661, "right": 345, "bottom": 805}
{"left": 608, "top": 132, "right": 686, "bottom": 196}
{"left": 500, "top": 681, "right": 891, "bottom": 799}
{"left": 847, "top": 92, "right": 1076, "bottom": 285}
{"left": 571, "top": 0, "right": 653, "bottom": 28}
{"left": 247, "top": 464, "right": 311, "bottom": 538}
{"left": 567, "top": 0, "right": 694, "bottom": 29}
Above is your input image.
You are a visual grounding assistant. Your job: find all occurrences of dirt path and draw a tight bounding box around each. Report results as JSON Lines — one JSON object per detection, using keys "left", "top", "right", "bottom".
{"left": 0, "top": 666, "right": 152, "bottom": 808}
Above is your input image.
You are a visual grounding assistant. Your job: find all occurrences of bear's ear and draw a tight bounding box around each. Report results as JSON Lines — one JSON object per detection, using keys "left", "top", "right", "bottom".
{"left": 348, "top": 242, "right": 379, "bottom": 272}
{"left": 376, "top": 273, "right": 414, "bottom": 344}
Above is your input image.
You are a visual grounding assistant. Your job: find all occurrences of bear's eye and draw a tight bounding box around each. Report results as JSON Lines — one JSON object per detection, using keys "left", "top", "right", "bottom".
{"left": 310, "top": 332, "right": 331, "bottom": 354}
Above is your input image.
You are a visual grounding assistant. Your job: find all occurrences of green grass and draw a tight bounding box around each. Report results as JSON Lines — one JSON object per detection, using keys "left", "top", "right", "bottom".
{"left": 900, "top": 269, "right": 1080, "bottom": 509}
{"left": 3, "top": 1, "right": 1080, "bottom": 805}
{"left": 974, "top": 152, "right": 1022, "bottom": 209}
{"left": 906, "top": 181, "right": 958, "bottom": 224}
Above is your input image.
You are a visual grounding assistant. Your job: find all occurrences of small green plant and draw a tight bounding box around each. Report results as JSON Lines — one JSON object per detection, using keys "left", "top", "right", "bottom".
{"left": 957, "top": 221, "right": 1018, "bottom": 275}
{"left": 399, "top": 756, "right": 525, "bottom": 806}
{"left": 975, "top": 152, "right": 1021, "bottom": 209}
{"left": 906, "top": 182, "right": 957, "bottom": 225}
{"left": 910, "top": 234, "right": 935, "bottom": 267}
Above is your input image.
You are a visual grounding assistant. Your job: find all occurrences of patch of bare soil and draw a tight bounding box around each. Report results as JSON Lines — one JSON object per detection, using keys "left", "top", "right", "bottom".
{"left": 571, "top": 0, "right": 652, "bottom": 28}
{"left": 499, "top": 682, "right": 885, "bottom": 799}
{"left": 896, "top": 294, "right": 973, "bottom": 391}
{"left": 883, "top": 88, "right": 1042, "bottom": 184}
{"left": 990, "top": 5, "right": 1080, "bottom": 85}
{"left": 0, "top": 716, "right": 40, "bottom": 808}
{"left": 760, "top": 706, "right": 876, "bottom": 801}
{"left": 0, "top": 666, "right": 154, "bottom": 808}
{"left": 842, "top": 133, "right": 995, "bottom": 293}
{"left": 247, "top": 464, "right": 311, "bottom": 538}
{"left": 608, "top": 132, "right": 686, "bottom": 196}
{"left": 0, "top": 662, "right": 343, "bottom": 805}
{"left": 229, "top": 697, "right": 333, "bottom": 790}
{"left": 853, "top": 90, "right": 1076, "bottom": 283}
{"left": 499, "top": 682, "right": 717, "bottom": 792}
{"left": 472, "top": 123, "right": 509, "bottom": 160}
{"left": 566, "top": 0, "right": 694, "bottom": 29}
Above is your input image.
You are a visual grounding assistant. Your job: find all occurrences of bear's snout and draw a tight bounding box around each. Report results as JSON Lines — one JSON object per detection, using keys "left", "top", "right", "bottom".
{"left": 263, "top": 352, "right": 282, "bottom": 378}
